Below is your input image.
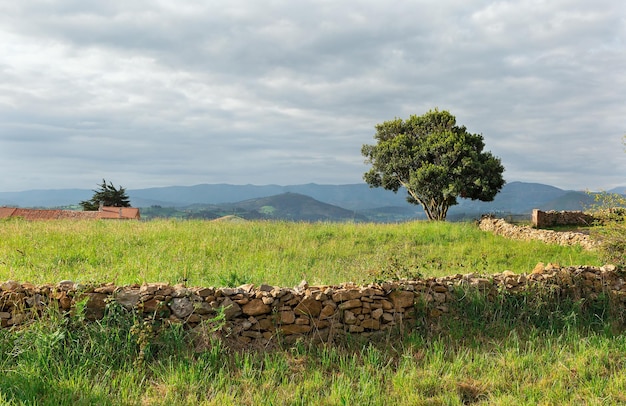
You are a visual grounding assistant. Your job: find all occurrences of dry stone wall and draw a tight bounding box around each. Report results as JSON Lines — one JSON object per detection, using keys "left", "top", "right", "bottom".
{"left": 479, "top": 216, "right": 598, "bottom": 250}
{"left": 531, "top": 209, "right": 596, "bottom": 228}
{"left": 1, "top": 264, "right": 623, "bottom": 346}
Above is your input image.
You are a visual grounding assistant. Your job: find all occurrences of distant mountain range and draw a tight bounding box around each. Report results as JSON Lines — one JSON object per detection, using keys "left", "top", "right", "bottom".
{"left": 1, "top": 182, "right": 624, "bottom": 222}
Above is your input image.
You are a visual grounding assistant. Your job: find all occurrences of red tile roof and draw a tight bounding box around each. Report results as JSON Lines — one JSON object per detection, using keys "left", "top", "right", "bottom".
{"left": 0, "top": 207, "right": 17, "bottom": 218}
{"left": 0, "top": 207, "right": 140, "bottom": 220}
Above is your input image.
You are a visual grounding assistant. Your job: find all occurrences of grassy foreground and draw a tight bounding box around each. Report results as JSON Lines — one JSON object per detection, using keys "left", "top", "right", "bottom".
{"left": 1, "top": 219, "right": 622, "bottom": 405}
{"left": 0, "top": 219, "right": 601, "bottom": 286}
{"left": 1, "top": 298, "right": 625, "bottom": 405}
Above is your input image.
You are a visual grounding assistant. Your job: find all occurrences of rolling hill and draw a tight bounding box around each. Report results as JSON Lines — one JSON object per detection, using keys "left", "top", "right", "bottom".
{"left": 220, "top": 192, "right": 368, "bottom": 222}
{"left": 152, "top": 193, "right": 367, "bottom": 222}
{"left": 2, "top": 181, "right": 625, "bottom": 222}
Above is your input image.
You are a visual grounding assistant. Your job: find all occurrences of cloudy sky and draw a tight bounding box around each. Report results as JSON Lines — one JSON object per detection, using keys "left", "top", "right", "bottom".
{"left": 1, "top": 0, "right": 624, "bottom": 193}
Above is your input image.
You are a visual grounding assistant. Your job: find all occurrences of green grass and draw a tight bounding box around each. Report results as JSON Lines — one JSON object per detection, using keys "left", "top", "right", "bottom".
{"left": 0, "top": 219, "right": 601, "bottom": 287}
{"left": 1, "top": 303, "right": 625, "bottom": 405}
{"left": 0, "top": 218, "right": 618, "bottom": 405}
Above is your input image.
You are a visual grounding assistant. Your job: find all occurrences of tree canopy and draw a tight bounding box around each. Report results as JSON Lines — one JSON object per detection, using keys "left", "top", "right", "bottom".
{"left": 79, "top": 179, "right": 131, "bottom": 211}
{"left": 362, "top": 109, "right": 505, "bottom": 220}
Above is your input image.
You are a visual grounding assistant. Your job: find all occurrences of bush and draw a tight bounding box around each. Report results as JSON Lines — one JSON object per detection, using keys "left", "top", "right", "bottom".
{"left": 589, "top": 192, "right": 626, "bottom": 268}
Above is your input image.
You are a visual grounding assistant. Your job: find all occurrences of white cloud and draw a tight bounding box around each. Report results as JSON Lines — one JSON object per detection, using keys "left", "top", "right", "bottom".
{"left": 0, "top": 0, "right": 624, "bottom": 192}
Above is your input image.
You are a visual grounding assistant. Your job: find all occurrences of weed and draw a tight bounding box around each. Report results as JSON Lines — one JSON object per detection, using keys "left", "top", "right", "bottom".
{"left": 218, "top": 271, "right": 250, "bottom": 287}
{"left": 368, "top": 250, "right": 423, "bottom": 282}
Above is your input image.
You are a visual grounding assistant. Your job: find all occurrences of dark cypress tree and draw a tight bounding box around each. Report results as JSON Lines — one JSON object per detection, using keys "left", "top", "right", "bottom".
{"left": 80, "top": 179, "right": 131, "bottom": 211}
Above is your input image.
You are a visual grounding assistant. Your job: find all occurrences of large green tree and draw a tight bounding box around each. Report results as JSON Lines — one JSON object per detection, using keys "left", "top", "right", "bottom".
{"left": 79, "top": 179, "right": 131, "bottom": 211}
{"left": 362, "top": 109, "right": 505, "bottom": 220}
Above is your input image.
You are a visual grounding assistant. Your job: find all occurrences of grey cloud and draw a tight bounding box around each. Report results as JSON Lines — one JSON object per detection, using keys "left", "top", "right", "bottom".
{"left": 0, "top": 0, "right": 624, "bottom": 192}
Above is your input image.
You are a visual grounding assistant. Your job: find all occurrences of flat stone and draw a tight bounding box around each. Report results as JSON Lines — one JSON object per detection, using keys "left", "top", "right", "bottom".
{"left": 76, "top": 292, "right": 101, "bottom": 306}
{"left": 294, "top": 317, "right": 310, "bottom": 325}
{"left": 271, "top": 287, "right": 288, "bottom": 298}
{"left": 431, "top": 285, "right": 448, "bottom": 293}
{"left": 338, "top": 299, "right": 362, "bottom": 310}
{"left": 348, "top": 325, "right": 364, "bottom": 333}
{"left": 170, "top": 297, "right": 194, "bottom": 319}
{"left": 380, "top": 299, "right": 393, "bottom": 310}
{"left": 220, "top": 297, "right": 242, "bottom": 320}
{"left": 332, "top": 290, "right": 362, "bottom": 302}
{"left": 319, "top": 304, "right": 336, "bottom": 320}
{"left": 115, "top": 290, "right": 140, "bottom": 309}
{"left": 193, "top": 301, "right": 214, "bottom": 315}
{"left": 343, "top": 310, "right": 357, "bottom": 325}
{"left": 25, "top": 294, "right": 44, "bottom": 309}
{"left": 59, "top": 295, "right": 72, "bottom": 310}
{"left": 242, "top": 299, "right": 271, "bottom": 316}
{"left": 360, "top": 319, "right": 380, "bottom": 330}
{"left": 382, "top": 313, "right": 394, "bottom": 323}
{"left": 172, "top": 287, "right": 190, "bottom": 298}
{"left": 195, "top": 288, "right": 214, "bottom": 297}
{"left": 142, "top": 298, "right": 166, "bottom": 313}
{"left": 93, "top": 284, "right": 116, "bottom": 294}
{"left": 187, "top": 314, "right": 201, "bottom": 323}
{"left": 371, "top": 308, "right": 384, "bottom": 320}
{"left": 220, "top": 288, "right": 240, "bottom": 296}
{"left": 280, "top": 310, "right": 296, "bottom": 324}
{"left": 469, "top": 278, "right": 491, "bottom": 288}
{"left": 314, "top": 292, "right": 328, "bottom": 301}
{"left": 389, "top": 290, "right": 414, "bottom": 309}
{"left": 280, "top": 324, "right": 312, "bottom": 335}
{"left": 360, "top": 287, "right": 385, "bottom": 296}
{"left": 1, "top": 280, "right": 21, "bottom": 292}
{"left": 532, "top": 263, "right": 545, "bottom": 274}
{"left": 294, "top": 297, "right": 322, "bottom": 317}
{"left": 155, "top": 286, "right": 174, "bottom": 297}
{"left": 296, "top": 280, "right": 309, "bottom": 291}
{"left": 602, "top": 265, "right": 617, "bottom": 272}
{"left": 237, "top": 284, "right": 255, "bottom": 293}
{"left": 57, "top": 280, "right": 75, "bottom": 290}
{"left": 257, "top": 317, "right": 274, "bottom": 330}
{"left": 242, "top": 330, "right": 263, "bottom": 338}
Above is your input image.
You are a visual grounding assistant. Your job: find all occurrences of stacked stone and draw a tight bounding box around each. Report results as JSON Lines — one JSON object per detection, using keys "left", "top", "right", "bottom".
{"left": 479, "top": 217, "right": 598, "bottom": 250}
{"left": 531, "top": 209, "right": 596, "bottom": 228}
{"left": 1, "top": 264, "right": 624, "bottom": 345}
{"left": 0, "top": 280, "right": 52, "bottom": 327}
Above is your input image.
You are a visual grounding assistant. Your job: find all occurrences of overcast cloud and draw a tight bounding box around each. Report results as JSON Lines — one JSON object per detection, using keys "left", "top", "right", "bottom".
{"left": 1, "top": 0, "right": 624, "bottom": 192}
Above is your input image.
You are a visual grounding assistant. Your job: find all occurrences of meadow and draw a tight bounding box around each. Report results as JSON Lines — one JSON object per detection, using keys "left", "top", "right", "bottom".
{"left": 1, "top": 218, "right": 624, "bottom": 405}
{"left": 0, "top": 219, "right": 601, "bottom": 287}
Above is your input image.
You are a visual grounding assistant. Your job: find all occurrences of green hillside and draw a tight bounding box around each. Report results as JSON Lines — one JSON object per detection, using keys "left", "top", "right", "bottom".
{"left": 144, "top": 192, "right": 369, "bottom": 222}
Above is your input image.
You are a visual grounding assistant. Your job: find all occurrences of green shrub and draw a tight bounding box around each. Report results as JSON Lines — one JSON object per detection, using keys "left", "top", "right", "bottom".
{"left": 588, "top": 192, "right": 626, "bottom": 268}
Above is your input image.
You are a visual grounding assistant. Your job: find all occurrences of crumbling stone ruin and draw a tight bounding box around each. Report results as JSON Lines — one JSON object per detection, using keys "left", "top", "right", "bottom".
{"left": 531, "top": 209, "right": 596, "bottom": 228}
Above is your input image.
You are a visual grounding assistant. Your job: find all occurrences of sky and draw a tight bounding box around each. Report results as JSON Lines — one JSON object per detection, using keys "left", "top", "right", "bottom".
{"left": 1, "top": 0, "right": 625, "bottom": 193}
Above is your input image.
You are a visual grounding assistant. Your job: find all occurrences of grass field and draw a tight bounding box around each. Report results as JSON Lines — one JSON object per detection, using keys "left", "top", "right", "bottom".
{"left": 1, "top": 219, "right": 623, "bottom": 405}
{"left": 0, "top": 219, "right": 601, "bottom": 287}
